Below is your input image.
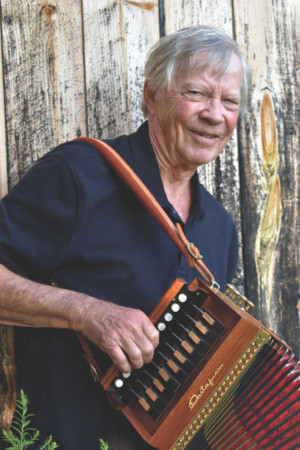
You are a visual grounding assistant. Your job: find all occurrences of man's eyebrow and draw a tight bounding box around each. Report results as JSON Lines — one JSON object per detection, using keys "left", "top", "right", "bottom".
{"left": 223, "top": 94, "right": 241, "bottom": 101}
{"left": 179, "top": 82, "right": 241, "bottom": 99}
{"left": 181, "top": 82, "right": 208, "bottom": 91}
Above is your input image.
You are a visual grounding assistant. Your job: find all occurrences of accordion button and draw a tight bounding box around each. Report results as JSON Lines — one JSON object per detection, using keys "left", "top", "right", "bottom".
{"left": 157, "top": 322, "right": 166, "bottom": 331}
{"left": 178, "top": 293, "right": 187, "bottom": 302}
{"left": 164, "top": 312, "right": 173, "bottom": 322}
{"left": 115, "top": 378, "right": 124, "bottom": 388}
{"left": 171, "top": 303, "right": 180, "bottom": 312}
{"left": 122, "top": 372, "right": 131, "bottom": 379}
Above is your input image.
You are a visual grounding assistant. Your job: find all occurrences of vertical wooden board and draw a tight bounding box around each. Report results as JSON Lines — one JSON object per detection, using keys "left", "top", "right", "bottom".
{"left": 0, "top": 7, "right": 8, "bottom": 199}
{"left": 162, "top": 0, "right": 244, "bottom": 290}
{"left": 0, "top": 9, "right": 16, "bottom": 436}
{"left": 82, "top": 0, "right": 160, "bottom": 140}
{"left": 234, "top": 0, "right": 300, "bottom": 353}
{"left": 164, "top": 0, "right": 233, "bottom": 33}
{"left": 0, "top": 325, "right": 16, "bottom": 434}
{"left": 1, "top": 0, "right": 86, "bottom": 188}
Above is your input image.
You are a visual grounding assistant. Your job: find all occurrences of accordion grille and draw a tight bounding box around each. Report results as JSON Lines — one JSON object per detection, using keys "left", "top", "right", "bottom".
{"left": 185, "top": 340, "right": 300, "bottom": 449}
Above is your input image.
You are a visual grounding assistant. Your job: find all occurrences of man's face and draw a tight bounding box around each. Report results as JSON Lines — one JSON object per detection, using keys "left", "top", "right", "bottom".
{"left": 146, "top": 53, "right": 243, "bottom": 170}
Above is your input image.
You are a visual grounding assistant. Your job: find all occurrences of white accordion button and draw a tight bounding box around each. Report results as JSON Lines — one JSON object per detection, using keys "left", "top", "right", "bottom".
{"left": 122, "top": 372, "right": 131, "bottom": 379}
{"left": 171, "top": 303, "right": 180, "bottom": 312}
{"left": 178, "top": 293, "right": 187, "bottom": 302}
{"left": 115, "top": 378, "right": 124, "bottom": 388}
{"left": 164, "top": 312, "right": 173, "bottom": 322}
{"left": 157, "top": 322, "right": 166, "bottom": 331}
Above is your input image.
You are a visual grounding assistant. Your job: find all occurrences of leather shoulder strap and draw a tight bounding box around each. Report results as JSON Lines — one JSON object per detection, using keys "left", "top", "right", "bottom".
{"left": 73, "top": 137, "right": 215, "bottom": 286}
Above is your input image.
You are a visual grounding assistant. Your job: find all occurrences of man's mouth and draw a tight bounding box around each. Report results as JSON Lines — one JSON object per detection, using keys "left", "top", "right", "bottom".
{"left": 200, "top": 132, "right": 216, "bottom": 138}
{"left": 192, "top": 130, "right": 218, "bottom": 139}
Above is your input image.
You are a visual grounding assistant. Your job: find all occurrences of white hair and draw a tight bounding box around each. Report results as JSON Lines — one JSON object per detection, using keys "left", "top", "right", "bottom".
{"left": 141, "top": 26, "right": 251, "bottom": 117}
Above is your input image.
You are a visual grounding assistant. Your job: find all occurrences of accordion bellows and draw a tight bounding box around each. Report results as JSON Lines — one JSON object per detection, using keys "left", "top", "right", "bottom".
{"left": 98, "top": 277, "right": 300, "bottom": 449}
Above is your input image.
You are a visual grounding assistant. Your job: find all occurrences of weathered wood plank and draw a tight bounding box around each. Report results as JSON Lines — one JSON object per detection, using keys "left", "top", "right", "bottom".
{"left": 0, "top": 326, "right": 16, "bottom": 434}
{"left": 162, "top": 0, "right": 245, "bottom": 290}
{"left": 0, "top": 8, "right": 8, "bottom": 199}
{"left": 164, "top": 0, "right": 234, "bottom": 33}
{"left": 1, "top": 0, "right": 86, "bottom": 188}
{"left": 0, "top": 7, "right": 16, "bottom": 437}
{"left": 82, "top": 0, "right": 160, "bottom": 139}
{"left": 234, "top": 0, "right": 300, "bottom": 354}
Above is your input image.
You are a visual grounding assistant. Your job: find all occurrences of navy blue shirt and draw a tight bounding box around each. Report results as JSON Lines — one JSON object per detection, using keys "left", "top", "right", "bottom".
{"left": 0, "top": 122, "right": 238, "bottom": 449}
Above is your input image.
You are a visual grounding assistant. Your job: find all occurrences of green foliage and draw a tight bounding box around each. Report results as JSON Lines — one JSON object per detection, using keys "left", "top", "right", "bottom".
{"left": 2, "top": 390, "right": 111, "bottom": 450}
{"left": 1, "top": 390, "right": 59, "bottom": 449}
{"left": 99, "top": 439, "right": 111, "bottom": 450}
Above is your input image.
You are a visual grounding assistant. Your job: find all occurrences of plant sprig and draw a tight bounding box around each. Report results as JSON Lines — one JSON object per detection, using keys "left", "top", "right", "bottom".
{"left": 2, "top": 390, "right": 111, "bottom": 449}
{"left": 2, "top": 390, "right": 58, "bottom": 449}
{"left": 99, "top": 438, "right": 111, "bottom": 450}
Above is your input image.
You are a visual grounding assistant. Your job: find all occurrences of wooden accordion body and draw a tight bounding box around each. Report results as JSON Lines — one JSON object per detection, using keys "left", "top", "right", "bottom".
{"left": 98, "top": 278, "right": 300, "bottom": 449}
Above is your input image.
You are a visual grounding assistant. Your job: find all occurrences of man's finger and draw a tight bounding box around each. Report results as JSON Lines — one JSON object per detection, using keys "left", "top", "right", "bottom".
{"left": 121, "top": 334, "right": 145, "bottom": 369}
{"left": 110, "top": 346, "right": 132, "bottom": 373}
{"left": 142, "top": 319, "right": 160, "bottom": 348}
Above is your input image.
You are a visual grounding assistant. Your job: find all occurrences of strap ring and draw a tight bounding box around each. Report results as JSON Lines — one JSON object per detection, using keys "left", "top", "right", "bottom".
{"left": 89, "top": 364, "right": 100, "bottom": 382}
{"left": 211, "top": 280, "right": 220, "bottom": 291}
{"left": 186, "top": 242, "right": 203, "bottom": 260}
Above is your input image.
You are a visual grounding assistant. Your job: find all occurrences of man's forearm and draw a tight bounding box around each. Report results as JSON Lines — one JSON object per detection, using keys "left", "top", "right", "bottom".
{"left": 0, "top": 263, "right": 87, "bottom": 329}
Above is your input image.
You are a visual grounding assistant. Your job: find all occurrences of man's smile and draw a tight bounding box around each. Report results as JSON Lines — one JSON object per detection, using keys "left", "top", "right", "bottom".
{"left": 189, "top": 129, "right": 220, "bottom": 140}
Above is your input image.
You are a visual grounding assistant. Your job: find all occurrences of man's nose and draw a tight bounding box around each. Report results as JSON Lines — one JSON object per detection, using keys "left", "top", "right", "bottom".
{"left": 199, "top": 98, "right": 225, "bottom": 124}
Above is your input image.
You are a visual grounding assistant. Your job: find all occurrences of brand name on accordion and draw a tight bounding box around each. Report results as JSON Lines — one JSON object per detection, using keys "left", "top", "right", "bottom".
{"left": 188, "top": 364, "right": 224, "bottom": 410}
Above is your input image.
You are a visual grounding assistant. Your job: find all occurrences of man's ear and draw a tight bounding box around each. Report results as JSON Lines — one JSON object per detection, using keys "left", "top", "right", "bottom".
{"left": 143, "top": 80, "right": 156, "bottom": 114}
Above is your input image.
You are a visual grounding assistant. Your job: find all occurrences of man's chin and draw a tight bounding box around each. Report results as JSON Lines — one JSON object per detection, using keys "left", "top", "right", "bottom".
{"left": 193, "top": 150, "right": 220, "bottom": 167}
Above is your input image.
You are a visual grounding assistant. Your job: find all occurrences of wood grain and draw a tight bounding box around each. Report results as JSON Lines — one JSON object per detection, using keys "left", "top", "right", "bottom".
{"left": 1, "top": 0, "right": 86, "bottom": 188}
{"left": 0, "top": 326, "right": 16, "bottom": 433}
{"left": 0, "top": 7, "right": 15, "bottom": 437}
{"left": 255, "top": 92, "right": 282, "bottom": 319}
{"left": 234, "top": 0, "right": 300, "bottom": 354}
{"left": 82, "top": 0, "right": 160, "bottom": 139}
{"left": 0, "top": 7, "right": 7, "bottom": 198}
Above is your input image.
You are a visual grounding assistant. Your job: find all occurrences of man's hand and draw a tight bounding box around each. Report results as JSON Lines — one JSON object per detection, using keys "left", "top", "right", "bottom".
{"left": 0, "top": 264, "right": 159, "bottom": 373}
{"left": 75, "top": 299, "right": 160, "bottom": 373}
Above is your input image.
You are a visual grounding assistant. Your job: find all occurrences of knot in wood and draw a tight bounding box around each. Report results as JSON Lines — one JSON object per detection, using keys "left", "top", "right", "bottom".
{"left": 43, "top": 6, "right": 54, "bottom": 16}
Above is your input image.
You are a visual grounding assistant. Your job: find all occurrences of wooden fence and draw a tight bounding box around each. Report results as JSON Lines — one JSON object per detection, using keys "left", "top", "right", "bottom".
{"left": 0, "top": 0, "right": 299, "bottom": 432}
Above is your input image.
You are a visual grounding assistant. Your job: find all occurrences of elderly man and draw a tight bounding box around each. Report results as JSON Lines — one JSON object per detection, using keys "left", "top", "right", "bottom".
{"left": 0, "top": 26, "right": 249, "bottom": 449}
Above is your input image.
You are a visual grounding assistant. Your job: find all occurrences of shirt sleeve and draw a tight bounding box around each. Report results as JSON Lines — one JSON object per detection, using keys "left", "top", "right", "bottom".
{"left": 0, "top": 154, "right": 79, "bottom": 282}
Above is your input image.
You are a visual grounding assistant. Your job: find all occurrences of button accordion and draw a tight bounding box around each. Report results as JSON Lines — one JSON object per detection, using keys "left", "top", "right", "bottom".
{"left": 74, "top": 140, "right": 299, "bottom": 449}
{"left": 91, "top": 277, "right": 300, "bottom": 450}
